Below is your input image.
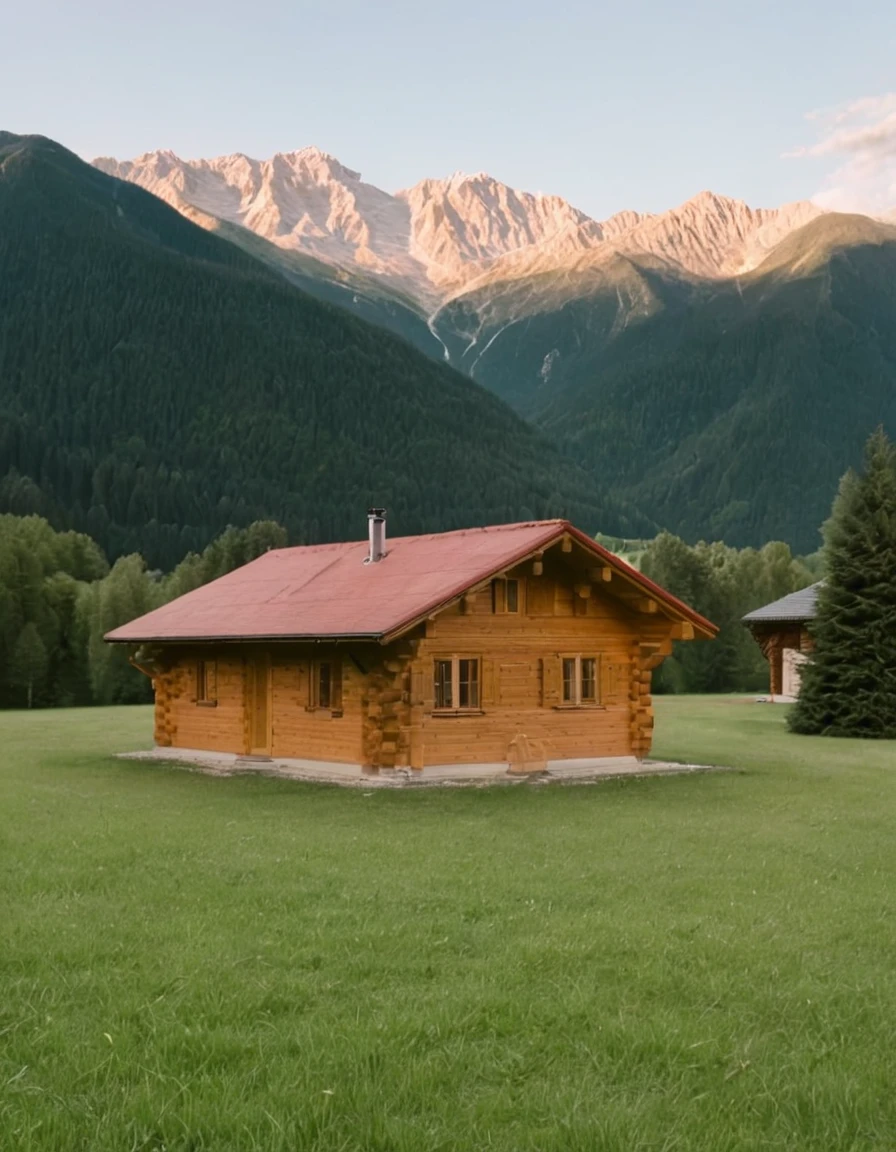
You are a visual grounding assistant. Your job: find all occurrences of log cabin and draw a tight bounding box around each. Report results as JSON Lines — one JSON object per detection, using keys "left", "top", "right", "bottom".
{"left": 106, "top": 514, "right": 717, "bottom": 779}
{"left": 743, "top": 583, "right": 820, "bottom": 700}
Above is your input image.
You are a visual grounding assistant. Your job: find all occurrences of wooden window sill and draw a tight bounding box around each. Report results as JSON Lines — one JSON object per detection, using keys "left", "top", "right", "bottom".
{"left": 552, "top": 704, "right": 606, "bottom": 711}
{"left": 431, "top": 709, "right": 486, "bottom": 718}
{"left": 305, "top": 707, "right": 343, "bottom": 717}
{"left": 196, "top": 700, "right": 218, "bottom": 708}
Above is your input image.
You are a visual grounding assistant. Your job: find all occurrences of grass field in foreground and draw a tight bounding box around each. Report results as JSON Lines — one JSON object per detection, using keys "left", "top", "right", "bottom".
{"left": 2, "top": 699, "right": 896, "bottom": 1151}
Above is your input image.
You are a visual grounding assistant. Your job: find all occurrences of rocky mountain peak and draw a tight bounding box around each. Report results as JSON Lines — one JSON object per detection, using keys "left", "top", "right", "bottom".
{"left": 93, "top": 144, "right": 834, "bottom": 304}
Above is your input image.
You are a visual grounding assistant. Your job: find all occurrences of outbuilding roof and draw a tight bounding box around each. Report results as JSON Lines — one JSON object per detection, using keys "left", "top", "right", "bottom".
{"left": 742, "top": 582, "right": 822, "bottom": 624}
{"left": 106, "top": 519, "right": 717, "bottom": 644}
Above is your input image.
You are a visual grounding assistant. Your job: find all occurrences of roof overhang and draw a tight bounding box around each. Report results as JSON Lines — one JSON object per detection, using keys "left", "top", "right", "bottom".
{"left": 105, "top": 521, "right": 717, "bottom": 646}
{"left": 380, "top": 523, "right": 717, "bottom": 643}
{"left": 107, "top": 632, "right": 385, "bottom": 645}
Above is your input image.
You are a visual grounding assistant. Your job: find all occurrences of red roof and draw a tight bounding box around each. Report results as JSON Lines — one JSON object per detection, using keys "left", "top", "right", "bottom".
{"left": 105, "top": 520, "right": 716, "bottom": 644}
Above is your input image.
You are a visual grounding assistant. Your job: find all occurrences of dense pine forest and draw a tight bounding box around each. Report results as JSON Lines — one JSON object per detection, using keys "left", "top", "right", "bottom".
{"left": 0, "top": 133, "right": 653, "bottom": 569}
{"left": 442, "top": 216, "right": 896, "bottom": 554}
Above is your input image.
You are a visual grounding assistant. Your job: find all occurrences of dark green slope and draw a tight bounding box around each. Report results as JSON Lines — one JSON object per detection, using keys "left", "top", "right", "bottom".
{"left": 0, "top": 133, "right": 653, "bottom": 567}
{"left": 207, "top": 217, "right": 447, "bottom": 361}
{"left": 448, "top": 215, "right": 896, "bottom": 553}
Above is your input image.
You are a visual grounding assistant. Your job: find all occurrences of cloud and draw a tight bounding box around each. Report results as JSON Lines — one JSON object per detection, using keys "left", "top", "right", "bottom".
{"left": 786, "top": 94, "right": 896, "bottom": 215}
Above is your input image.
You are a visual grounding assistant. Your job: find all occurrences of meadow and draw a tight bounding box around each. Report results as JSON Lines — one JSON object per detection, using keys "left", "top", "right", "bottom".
{"left": 2, "top": 698, "right": 896, "bottom": 1151}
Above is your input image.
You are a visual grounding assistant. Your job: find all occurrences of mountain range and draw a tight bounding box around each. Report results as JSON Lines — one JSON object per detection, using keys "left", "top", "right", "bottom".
{"left": 94, "top": 147, "right": 825, "bottom": 306}
{"left": 94, "top": 145, "right": 896, "bottom": 554}
{"left": 0, "top": 132, "right": 650, "bottom": 568}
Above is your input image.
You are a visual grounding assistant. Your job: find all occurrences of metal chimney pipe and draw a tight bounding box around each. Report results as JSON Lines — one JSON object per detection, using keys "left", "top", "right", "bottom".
{"left": 367, "top": 508, "right": 387, "bottom": 563}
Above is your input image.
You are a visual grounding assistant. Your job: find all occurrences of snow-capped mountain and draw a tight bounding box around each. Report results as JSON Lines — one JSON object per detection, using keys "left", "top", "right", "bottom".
{"left": 93, "top": 147, "right": 825, "bottom": 310}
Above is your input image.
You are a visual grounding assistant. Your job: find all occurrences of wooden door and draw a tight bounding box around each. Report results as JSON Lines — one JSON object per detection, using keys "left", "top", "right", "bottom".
{"left": 247, "top": 655, "right": 272, "bottom": 755}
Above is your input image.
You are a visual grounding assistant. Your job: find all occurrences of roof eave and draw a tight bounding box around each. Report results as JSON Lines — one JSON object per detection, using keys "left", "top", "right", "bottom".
{"left": 104, "top": 631, "right": 385, "bottom": 645}
{"left": 743, "top": 615, "right": 813, "bottom": 625}
{"left": 382, "top": 521, "right": 719, "bottom": 643}
{"left": 104, "top": 521, "right": 719, "bottom": 648}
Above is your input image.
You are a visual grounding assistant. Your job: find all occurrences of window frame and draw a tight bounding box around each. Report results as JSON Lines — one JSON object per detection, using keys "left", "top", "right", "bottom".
{"left": 311, "top": 658, "right": 343, "bottom": 715}
{"left": 196, "top": 658, "right": 218, "bottom": 707}
{"left": 559, "top": 654, "right": 601, "bottom": 708}
{"left": 432, "top": 655, "right": 482, "bottom": 715}
{"left": 492, "top": 577, "right": 523, "bottom": 614}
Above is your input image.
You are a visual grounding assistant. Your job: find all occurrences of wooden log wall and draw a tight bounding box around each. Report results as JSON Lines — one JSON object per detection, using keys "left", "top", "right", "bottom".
{"left": 749, "top": 623, "right": 813, "bottom": 696}
{"left": 154, "top": 648, "right": 248, "bottom": 752}
{"left": 151, "top": 644, "right": 369, "bottom": 762}
{"left": 628, "top": 635, "right": 672, "bottom": 759}
{"left": 360, "top": 644, "right": 419, "bottom": 772}
{"left": 269, "top": 651, "right": 365, "bottom": 763}
{"left": 396, "top": 554, "right": 679, "bottom": 768}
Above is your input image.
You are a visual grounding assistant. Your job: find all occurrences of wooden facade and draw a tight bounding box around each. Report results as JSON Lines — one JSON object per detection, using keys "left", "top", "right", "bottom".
{"left": 747, "top": 622, "right": 814, "bottom": 698}
{"left": 743, "top": 583, "right": 820, "bottom": 700}
{"left": 141, "top": 539, "right": 708, "bottom": 775}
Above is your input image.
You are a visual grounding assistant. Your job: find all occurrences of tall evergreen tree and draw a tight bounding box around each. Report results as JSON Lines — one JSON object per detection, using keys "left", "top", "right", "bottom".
{"left": 789, "top": 429, "right": 896, "bottom": 737}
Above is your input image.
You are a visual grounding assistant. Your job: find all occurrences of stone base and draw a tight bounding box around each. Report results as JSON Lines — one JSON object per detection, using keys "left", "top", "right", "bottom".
{"left": 118, "top": 747, "right": 723, "bottom": 787}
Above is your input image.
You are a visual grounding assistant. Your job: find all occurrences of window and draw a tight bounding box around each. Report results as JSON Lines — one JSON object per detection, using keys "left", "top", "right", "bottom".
{"left": 433, "top": 657, "right": 480, "bottom": 711}
{"left": 562, "top": 657, "right": 576, "bottom": 703}
{"left": 581, "top": 657, "right": 597, "bottom": 703}
{"left": 561, "top": 655, "right": 599, "bottom": 706}
{"left": 435, "top": 659, "right": 453, "bottom": 709}
{"left": 318, "top": 661, "right": 332, "bottom": 709}
{"left": 312, "top": 659, "right": 342, "bottom": 712}
{"left": 196, "top": 659, "right": 217, "bottom": 705}
{"left": 492, "top": 578, "right": 522, "bottom": 613}
{"left": 459, "top": 658, "right": 479, "bottom": 708}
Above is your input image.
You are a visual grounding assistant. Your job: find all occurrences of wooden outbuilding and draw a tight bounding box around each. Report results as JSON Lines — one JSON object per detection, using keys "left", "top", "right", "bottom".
{"left": 106, "top": 515, "right": 716, "bottom": 779}
{"left": 743, "top": 583, "right": 820, "bottom": 700}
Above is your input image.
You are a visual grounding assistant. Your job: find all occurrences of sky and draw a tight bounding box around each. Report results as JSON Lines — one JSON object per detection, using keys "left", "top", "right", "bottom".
{"left": 4, "top": 0, "right": 896, "bottom": 219}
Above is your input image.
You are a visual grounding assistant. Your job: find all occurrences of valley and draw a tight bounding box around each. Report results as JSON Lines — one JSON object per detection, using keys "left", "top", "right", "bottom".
{"left": 0, "top": 132, "right": 650, "bottom": 569}
{"left": 95, "top": 144, "right": 896, "bottom": 554}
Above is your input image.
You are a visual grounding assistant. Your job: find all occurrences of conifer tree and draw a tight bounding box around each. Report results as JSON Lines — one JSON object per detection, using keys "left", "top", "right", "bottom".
{"left": 789, "top": 428, "right": 896, "bottom": 737}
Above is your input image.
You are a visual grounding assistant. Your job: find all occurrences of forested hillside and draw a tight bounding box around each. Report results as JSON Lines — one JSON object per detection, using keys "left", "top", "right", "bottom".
{"left": 0, "top": 133, "right": 652, "bottom": 568}
{"left": 435, "top": 216, "right": 896, "bottom": 553}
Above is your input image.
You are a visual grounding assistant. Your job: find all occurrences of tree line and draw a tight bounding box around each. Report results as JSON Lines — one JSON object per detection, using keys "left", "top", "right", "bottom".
{"left": 0, "top": 515, "right": 286, "bottom": 709}
{"left": 638, "top": 534, "right": 817, "bottom": 694}
{"left": 2, "top": 509, "right": 820, "bottom": 709}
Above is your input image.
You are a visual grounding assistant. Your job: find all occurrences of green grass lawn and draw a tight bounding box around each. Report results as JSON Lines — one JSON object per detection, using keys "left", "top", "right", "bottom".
{"left": 2, "top": 699, "right": 896, "bottom": 1151}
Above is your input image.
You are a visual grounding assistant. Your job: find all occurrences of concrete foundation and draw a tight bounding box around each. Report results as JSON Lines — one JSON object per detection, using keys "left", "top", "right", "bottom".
{"left": 118, "top": 747, "right": 723, "bottom": 787}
